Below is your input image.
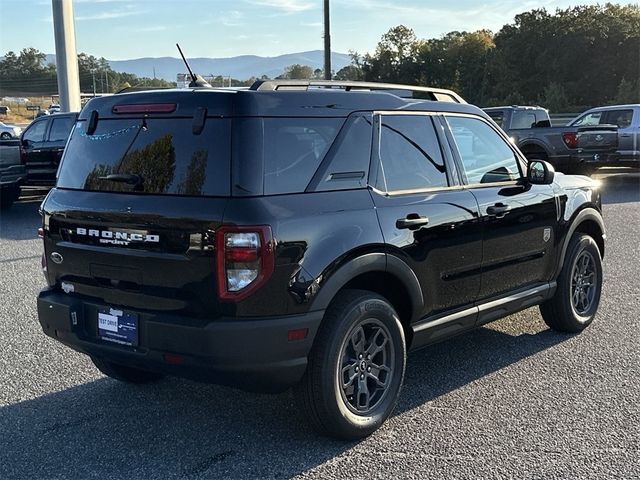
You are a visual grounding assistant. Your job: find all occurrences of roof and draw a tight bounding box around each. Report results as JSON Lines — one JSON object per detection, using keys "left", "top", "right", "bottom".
{"left": 78, "top": 81, "right": 486, "bottom": 120}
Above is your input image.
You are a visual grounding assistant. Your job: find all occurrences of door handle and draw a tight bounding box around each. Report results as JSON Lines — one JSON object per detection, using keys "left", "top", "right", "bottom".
{"left": 619, "top": 133, "right": 631, "bottom": 137}
{"left": 396, "top": 214, "right": 429, "bottom": 230}
{"left": 486, "top": 203, "right": 510, "bottom": 217}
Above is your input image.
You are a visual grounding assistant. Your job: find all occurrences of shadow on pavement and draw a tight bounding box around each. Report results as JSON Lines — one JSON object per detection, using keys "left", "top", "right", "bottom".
{"left": 595, "top": 169, "right": 640, "bottom": 205}
{"left": 0, "top": 199, "right": 42, "bottom": 241}
{"left": 0, "top": 321, "right": 569, "bottom": 479}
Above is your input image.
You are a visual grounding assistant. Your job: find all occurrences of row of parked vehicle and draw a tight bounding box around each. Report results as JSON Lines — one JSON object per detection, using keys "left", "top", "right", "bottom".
{"left": 483, "top": 104, "right": 639, "bottom": 175}
{"left": 0, "top": 99, "right": 638, "bottom": 210}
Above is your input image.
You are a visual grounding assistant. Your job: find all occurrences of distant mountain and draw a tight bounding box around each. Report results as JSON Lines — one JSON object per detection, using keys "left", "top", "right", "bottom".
{"left": 43, "top": 51, "right": 352, "bottom": 81}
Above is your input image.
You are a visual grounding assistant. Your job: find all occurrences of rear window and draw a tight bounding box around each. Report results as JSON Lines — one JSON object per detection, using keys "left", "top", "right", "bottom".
{"left": 57, "top": 118, "right": 230, "bottom": 196}
{"left": 263, "top": 118, "right": 342, "bottom": 195}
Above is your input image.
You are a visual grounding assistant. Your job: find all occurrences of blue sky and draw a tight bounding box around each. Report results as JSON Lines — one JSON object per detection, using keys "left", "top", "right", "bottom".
{"left": 1, "top": 0, "right": 609, "bottom": 60}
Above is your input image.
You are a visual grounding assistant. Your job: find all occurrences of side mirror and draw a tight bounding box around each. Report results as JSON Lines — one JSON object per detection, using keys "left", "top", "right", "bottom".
{"left": 527, "top": 159, "right": 555, "bottom": 185}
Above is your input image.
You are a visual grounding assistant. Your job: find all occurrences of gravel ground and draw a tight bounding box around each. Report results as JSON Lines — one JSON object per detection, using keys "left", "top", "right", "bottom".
{"left": 0, "top": 170, "right": 638, "bottom": 479}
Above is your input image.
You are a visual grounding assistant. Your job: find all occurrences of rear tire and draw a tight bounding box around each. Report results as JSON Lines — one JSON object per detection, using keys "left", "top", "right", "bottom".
{"left": 296, "top": 289, "right": 406, "bottom": 440}
{"left": 540, "top": 234, "right": 602, "bottom": 333}
{"left": 91, "top": 357, "right": 164, "bottom": 384}
{"left": 0, "top": 185, "right": 19, "bottom": 210}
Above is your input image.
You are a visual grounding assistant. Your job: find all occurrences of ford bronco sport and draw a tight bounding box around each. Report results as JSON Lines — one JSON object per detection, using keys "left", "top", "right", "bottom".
{"left": 37, "top": 80, "right": 605, "bottom": 439}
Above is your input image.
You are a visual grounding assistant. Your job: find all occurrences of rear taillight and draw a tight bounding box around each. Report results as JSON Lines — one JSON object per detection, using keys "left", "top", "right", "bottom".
{"left": 562, "top": 132, "right": 578, "bottom": 149}
{"left": 216, "top": 226, "right": 274, "bottom": 301}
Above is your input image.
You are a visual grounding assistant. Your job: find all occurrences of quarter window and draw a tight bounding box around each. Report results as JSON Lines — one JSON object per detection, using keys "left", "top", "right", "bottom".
{"left": 377, "top": 115, "right": 448, "bottom": 192}
{"left": 445, "top": 116, "right": 521, "bottom": 184}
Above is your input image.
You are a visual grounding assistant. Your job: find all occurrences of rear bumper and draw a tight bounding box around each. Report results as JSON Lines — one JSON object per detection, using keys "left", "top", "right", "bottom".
{"left": 572, "top": 151, "right": 640, "bottom": 168}
{"left": 37, "top": 288, "right": 323, "bottom": 392}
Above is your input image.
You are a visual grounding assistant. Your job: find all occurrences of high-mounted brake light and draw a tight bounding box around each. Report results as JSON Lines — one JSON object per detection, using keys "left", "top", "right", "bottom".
{"left": 112, "top": 103, "right": 176, "bottom": 114}
{"left": 216, "top": 226, "right": 274, "bottom": 301}
{"left": 562, "top": 132, "right": 578, "bottom": 149}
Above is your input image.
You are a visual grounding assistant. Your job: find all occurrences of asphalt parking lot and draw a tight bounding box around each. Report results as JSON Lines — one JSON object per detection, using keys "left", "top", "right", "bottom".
{"left": 0, "top": 170, "right": 638, "bottom": 479}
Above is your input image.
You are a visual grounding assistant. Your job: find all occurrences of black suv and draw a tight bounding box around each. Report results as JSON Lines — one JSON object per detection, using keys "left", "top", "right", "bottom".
{"left": 37, "top": 80, "right": 605, "bottom": 439}
{"left": 20, "top": 112, "right": 78, "bottom": 186}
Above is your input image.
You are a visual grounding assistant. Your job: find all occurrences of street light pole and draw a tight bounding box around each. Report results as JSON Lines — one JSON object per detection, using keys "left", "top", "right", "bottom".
{"left": 323, "top": 0, "right": 331, "bottom": 80}
{"left": 51, "top": 0, "right": 81, "bottom": 112}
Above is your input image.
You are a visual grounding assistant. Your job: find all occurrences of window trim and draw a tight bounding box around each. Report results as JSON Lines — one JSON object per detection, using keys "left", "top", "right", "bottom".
{"left": 439, "top": 112, "right": 527, "bottom": 188}
{"left": 370, "top": 111, "right": 456, "bottom": 196}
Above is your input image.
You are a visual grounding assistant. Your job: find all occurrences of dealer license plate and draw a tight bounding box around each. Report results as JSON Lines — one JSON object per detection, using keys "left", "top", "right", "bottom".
{"left": 98, "top": 308, "right": 138, "bottom": 346}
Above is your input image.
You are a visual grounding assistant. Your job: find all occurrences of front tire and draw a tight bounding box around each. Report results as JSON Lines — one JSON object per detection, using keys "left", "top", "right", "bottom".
{"left": 297, "top": 289, "right": 406, "bottom": 440}
{"left": 0, "top": 132, "right": 11, "bottom": 140}
{"left": 0, "top": 185, "right": 20, "bottom": 210}
{"left": 540, "top": 234, "right": 603, "bottom": 333}
{"left": 91, "top": 357, "right": 164, "bottom": 384}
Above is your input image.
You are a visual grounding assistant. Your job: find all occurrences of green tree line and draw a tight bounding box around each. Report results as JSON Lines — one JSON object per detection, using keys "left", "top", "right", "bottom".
{"left": 334, "top": 4, "right": 639, "bottom": 110}
{"left": 0, "top": 48, "right": 175, "bottom": 96}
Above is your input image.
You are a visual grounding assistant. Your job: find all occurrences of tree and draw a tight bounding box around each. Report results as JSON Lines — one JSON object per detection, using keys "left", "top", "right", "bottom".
{"left": 540, "top": 82, "right": 569, "bottom": 112}
{"left": 276, "top": 64, "right": 313, "bottom": 80}
{"left": 613, "top": 78, "right": 640, "bottom": 104}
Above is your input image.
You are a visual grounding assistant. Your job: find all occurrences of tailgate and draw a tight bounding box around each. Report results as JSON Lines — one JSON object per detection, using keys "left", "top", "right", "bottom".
{"left": 42, "top": 189, "right": 228, "bottom": 319}
{"left": 577, "top": 125, "right": 618, "bottom": 150}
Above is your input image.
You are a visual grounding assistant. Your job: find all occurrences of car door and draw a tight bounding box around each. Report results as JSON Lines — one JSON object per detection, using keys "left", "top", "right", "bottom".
{"left": 21, "top": 117, "right": 50, "bottom": 182}
{"left": 441, "top": 113, "right": 559, "bottom": 304}
{"left": 602, "top": 108, "right": 638, "bottom": 161}
{"left": 370, "top": 113, "right": 483, "bottom": 328}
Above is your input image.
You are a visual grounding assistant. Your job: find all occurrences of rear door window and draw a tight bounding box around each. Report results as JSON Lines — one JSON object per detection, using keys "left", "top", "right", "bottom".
{"left": 48, "top": 116, "right": 75, "bottom": 142}
{"left": 23, "top": 120, "right": 48, "bottom": 144}
{"left": 263, "top": 118, "right": 342, "bottom": 195}
{"left": 376, "top": 115, "right": 448, "bottom": 192}
{"left": 571, "top": 112, "right": 603, "bottom": 127}
{"left": 57, "top": 118, "right": 231, "bottom": 196}
{"left": 510, "top": 111, "right": 537, "bottom": 129}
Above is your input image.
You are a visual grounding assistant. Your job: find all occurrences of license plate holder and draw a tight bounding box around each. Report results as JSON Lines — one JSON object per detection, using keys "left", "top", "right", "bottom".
{"left": 97, "top": 307, "right": 138, "bottom": 347}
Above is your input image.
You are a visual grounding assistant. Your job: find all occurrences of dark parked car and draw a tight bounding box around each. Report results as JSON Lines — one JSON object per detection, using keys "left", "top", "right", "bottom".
{"left": 38, "top": 81, "right": 605, "bottom": 439}
{"left": 20, "top": 112, "right": 78, "bottom": 186}
{"left": 0, "top": 138, "right": 26, "bottom": 209}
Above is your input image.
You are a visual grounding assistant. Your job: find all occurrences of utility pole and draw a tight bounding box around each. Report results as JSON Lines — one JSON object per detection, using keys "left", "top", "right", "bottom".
{"left": 323, "top": 0, "right": 331, "bottom": 80}
{"left": 105, "top": 71, "right": 109, "bottom": 93}
{"left": 52, "top": 0, "right": 81, "bottom": 112}
{"left": 91, "top": 69, "right": 96, "bottom": 96}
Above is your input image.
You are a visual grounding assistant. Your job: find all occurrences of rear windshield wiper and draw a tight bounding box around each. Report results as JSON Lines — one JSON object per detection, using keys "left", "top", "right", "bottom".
{"left": 99, "top": 173, "right": 144, "bottom": 188}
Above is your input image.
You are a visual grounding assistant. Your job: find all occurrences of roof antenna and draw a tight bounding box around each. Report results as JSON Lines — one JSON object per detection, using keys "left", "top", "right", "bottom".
{"left": 176, "top": 43, "right": 212, "bottom": 88}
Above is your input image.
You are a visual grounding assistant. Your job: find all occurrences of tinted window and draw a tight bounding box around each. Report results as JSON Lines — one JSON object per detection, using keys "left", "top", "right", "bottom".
{"left": 48, "top": 116, "right": 75, "bottom": 142}
{"left": 263, "top": 118, "right": 342, "bottom": 195}
{"left": 377, "top": 115, "right": 447, "bottom": 192}
{"left": 314, "top": 115, "right": 372, "bottom": 192}
{"left": 571, "top": 112, "right": 603, "bottom": 126}
{"left": 23, "top": 120, "right": 47, "bottom": 143}
{"left": 511, "top": 111, "right": 536, "bottom": 129}
{"left": 446, "top": 116, "right": 521, "bottom": 184}
{"left": 486, "top": 111, "right": 505, "bottom": 129}
{"left": 604, "top": 109, "right": 633, "bottom": 128}
{"left": 57, "top": 118, "right": 230, "bottom": 196}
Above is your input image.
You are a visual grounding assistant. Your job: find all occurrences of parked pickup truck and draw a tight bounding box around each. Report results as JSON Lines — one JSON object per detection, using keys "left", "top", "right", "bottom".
{"left": 567, "top": 104, "right": 640, "bottom": 169}
{"left": 0, "top": 139, "right": 26, "bottom": 209}
{"left": 483, "top": 105, "right": 618, "bottom": 174}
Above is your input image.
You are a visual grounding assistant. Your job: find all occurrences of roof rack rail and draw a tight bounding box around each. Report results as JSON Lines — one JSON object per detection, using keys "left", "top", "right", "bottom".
{"left": 249, "top": 79, "right": 466, "bottom": 104}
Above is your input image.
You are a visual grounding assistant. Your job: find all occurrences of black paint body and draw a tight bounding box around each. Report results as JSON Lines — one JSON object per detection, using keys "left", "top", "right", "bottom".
{"left": 37, "top": 88, "right": 605, "bottom": 392}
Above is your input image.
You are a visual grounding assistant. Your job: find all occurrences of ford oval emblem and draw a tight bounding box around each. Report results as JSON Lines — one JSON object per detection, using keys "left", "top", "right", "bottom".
{"left": 50, "top": 252, "right": 64, "bottom": 264}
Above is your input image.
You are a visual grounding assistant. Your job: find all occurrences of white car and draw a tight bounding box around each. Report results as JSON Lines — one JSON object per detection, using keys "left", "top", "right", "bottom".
{"left": 48, "top": 104, "right": 61, "bottom": 114}
{"left": 0, "top": 121, "right": 22, "bottom": 140}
